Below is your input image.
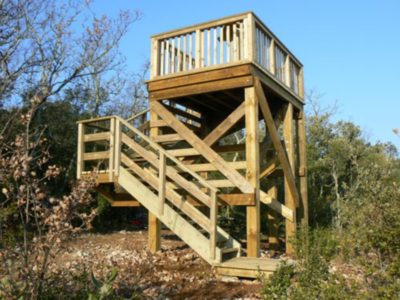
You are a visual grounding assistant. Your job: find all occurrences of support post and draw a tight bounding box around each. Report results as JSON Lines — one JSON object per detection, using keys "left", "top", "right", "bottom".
{"left": 108, "top": 118, "right": 115, "bottom": 182}
{"left": 245, "top": 86, "right": 260, "bottom": 257}
{"left": 297, "top": 110, "right": 308, "bottom": 225}
{"left": 77, "top": 123, "right": 84, "bottom": 179}
{"left": 283, "top": 103, "right": 296, "bottom": 255}
{"left": 149, "top": 108, "right": 161, "bottom": 252}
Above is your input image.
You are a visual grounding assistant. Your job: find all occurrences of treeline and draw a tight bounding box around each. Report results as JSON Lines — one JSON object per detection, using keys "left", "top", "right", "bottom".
{"left": 262, "top": 98, "right": 400, "bottom": 299}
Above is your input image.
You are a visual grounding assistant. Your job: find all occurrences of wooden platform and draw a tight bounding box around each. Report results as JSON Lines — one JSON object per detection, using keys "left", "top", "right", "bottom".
{"left": 214, "top": 257, "right": 281, "bottom": 278}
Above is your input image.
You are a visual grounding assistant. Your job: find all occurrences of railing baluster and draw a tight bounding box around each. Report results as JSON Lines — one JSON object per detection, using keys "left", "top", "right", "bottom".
{"left": 114, "top": 118, "right": 121, "bottom": 177}
{"left": 227, "top": 25, "right": 231, "bottom": 63}
{"left": 220, "top": 25, "right": 224, "bottom": 64}
{"left": 165, "top": 40, "right": 170, "bottom": 75}
{"left": 171, "top": 37, "right": 176, "bottom": 73}
{"left": 183, "top": 35, "right": 187, "bottom": 71}
{"left": 233, "top": 22, "right": 238, "bottom": 61}
{"left": 213, "top": 27, "right": 217, "bottom": 65}
{"left": 189, "top": 33, "right": 193, "bottom": 70}
{"left": 109, "top": 118, "right": 115, "bottom": 182}
{"left": 209, "top": 190, "right": 217, "bottom": 260}
{"left": 158, "top": 152, "right": 166, "bottom": 215}
{"left": 195, "top": 29, "right": 201, "bottom": 68}
{"left": 77, "top": 123, "right": 84, "bottom": 179}
{"left": 207, "top": 29, "right": 211, "bottom": 66}
{"left": 160, "top": 41, "right": 165, "bottom": 75}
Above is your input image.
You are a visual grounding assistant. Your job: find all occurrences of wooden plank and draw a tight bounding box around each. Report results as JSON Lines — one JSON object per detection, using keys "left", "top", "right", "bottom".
{"left": 245, "top": 86, "right": 260, "bottom": 258}
{"left": 184, "top": 161, "right": 246, "bottom": 172}
{"left": 150, "top": 75, "right": 253, "bottom": 100}
{"left": 83, "top": 151, "right": 109, "bottom": 161}
{"left": 114, "top": 119, "right": 121, "bottom": 176}
{"left": 210, "top": 191, "right": 217, "bottom": 260}
{"left": 283, "top": 103, "right": 296, "bottom": 255}
{"left": 164, "top": 105, "right": 202, "bottom": 123}
{"left": 77, "top": 123, "right": 84, "bottom": 179}
{"left": 108, "top": 118, "right": 115, "bottom": 181}
{"left": 260, "top": 156, "right": 279, "bottom": 179}
{"left": 267, "top": 184, "right": 280, "bottom": 251}
{"left": 219, "top": 193, "right": 255, "bottom": 206}
{"left": 111, "top": 201, "right": 140, "bottom": 207}
{"left": 152, "top": 133, "right": 183, "bottom": 143}
{"left": 255, "top": 79, "right": 300, "bottom": 207}
{"left": 206, "top": 179, "right": 235, "bottom": 188}
{"left": 152, "top": 101, "right": 255, "bottom": 194}
{"left": 203, "top": 101, "right": 245, "bottom": 146}
{"left": 297, "top": 110, "right": 308, "bottom": 225}
{"left": 83, "top": 132, "right": 110, "bottom": 142}
{"left": 158, "top": 152, "right": 166, "bottom": 215}
{"left": 149, "top": 110, "right": 161, "bottom": 253}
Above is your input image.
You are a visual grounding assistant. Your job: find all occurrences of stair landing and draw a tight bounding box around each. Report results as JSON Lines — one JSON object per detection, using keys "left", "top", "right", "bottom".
{"left": 214, "top": 257, "right": 281, "bottom": 278}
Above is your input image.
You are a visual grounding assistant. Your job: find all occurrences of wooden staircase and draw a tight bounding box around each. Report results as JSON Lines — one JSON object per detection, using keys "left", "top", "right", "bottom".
{"left": 78, "top": 115, "right": 242, "bottom": 264}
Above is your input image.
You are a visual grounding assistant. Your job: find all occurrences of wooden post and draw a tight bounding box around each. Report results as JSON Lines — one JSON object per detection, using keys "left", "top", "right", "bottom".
{"left": 245, "top": 86, "right": 260, "bottom": 257}
{"left": 297, "top": 110, "right": 308, "bottom": 225}
{"left": 108, "top": 118, "right": 115, "bottom": 182}
{"left": 150, "top": 38, "right": 160, "bottom": 79}
{"left": 269, "top": 39, "right": 275, "bottom": 74}
{"left": 195, "top": 29, "right": 201, "bottom": 68}
{"left": 158, "top": 152, "right": 166, "bottom": 215}
{"left": 247, "top": 13, "right": 256, "bottom": 62}
{"left": 283, "top": 103, "right": 296, "bottom": 255}
{"left": 114, "top": 118, "right": 121, "bottom": 177}
{"left": 267, "top": 184, "right": 280, "bottom": 251}
{"left": 77, "top": 123, "right": 84, "bottom": 179}
{"left": 149, "top": 108, "right": 161, "bottom": 252}
{"left": 209, "top": 190, "right": 217, "bottom": 260}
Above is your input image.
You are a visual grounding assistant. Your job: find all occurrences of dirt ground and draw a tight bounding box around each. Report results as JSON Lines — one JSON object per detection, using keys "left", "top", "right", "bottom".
{"left": 56, "top": 230, "right": 264, "bottom": 299}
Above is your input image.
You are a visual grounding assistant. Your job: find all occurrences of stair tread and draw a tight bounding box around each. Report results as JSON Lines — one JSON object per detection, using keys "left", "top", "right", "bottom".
{"left": 220, "top": 247, "right": 239, "bottom": 254}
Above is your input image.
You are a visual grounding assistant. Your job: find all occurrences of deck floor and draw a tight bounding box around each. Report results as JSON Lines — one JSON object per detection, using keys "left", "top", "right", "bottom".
{"left": 214, "top": 257, "right": 282, "bottom": 278}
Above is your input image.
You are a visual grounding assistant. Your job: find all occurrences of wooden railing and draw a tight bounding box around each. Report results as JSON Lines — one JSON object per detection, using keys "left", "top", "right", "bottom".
{"left": 77, "top": 115, "right": 219, "bottom": 260}
{"left": 150, "top": 12, "right": 304, "bottom": 98}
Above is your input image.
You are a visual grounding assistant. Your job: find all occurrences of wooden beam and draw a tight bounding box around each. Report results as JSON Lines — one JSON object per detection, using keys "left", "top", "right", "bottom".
{"left": 267, "top": 185, "right": 279, "bottom": 251}
{"left": 150, "top": 75, "right": 254, "bottom": 101}
{"left": 297, "top": 110, "right": 308, "bottom": 225}
{"left": 245, "top": 86, "right": 260, "bottom": 258}
{"left": 255, "top": 79, "right": 300, "bottom": 207}
{"left": 203, "top": 101, "right": 246, "bottom": 147}
{"left": 260, "top": 156, "right": 280, "bottom": 179}
{"left": 283, "top": 103, "right": 296, "bottom": 255}
{"left": 151, "top": 100, "right": 254, "bottom": 194}
{"left": 149, "top": 110, "right": 161, "bottom": 253}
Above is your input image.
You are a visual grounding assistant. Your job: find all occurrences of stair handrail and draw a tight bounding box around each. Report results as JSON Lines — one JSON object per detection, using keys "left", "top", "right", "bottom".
{"left": 126, "top": 108, "right": 150, "bottom": 122}
{"left": 116, "top": 116, "right": 218, "bottom": 193}
{"left": 116, "top": 116, "right": 219, "bottom": 260}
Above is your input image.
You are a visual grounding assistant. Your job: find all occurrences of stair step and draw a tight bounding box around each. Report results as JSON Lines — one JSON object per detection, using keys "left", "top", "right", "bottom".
{"left": 221, "top": 247, "right": 239, "bottom": 255}
{"left": 214, "top": 257, "right": 281, "bottom": 278}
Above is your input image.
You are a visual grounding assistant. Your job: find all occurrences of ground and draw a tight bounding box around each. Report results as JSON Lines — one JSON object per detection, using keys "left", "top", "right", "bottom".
{"left": 55, "top": 230, "right": 264, "bottom": 299}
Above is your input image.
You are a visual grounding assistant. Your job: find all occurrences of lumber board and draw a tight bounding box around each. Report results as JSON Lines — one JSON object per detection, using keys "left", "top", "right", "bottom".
{"left": 255, "top": 79, "right": 300, "bottom": 207}
{"left": 149, "top": 75, "right": 254, "bottom": 100}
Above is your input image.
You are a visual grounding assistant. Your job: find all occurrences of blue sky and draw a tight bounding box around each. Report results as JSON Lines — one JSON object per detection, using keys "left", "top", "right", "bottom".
{"left": 92, "top": 0, "right": 400, "bottom": 149}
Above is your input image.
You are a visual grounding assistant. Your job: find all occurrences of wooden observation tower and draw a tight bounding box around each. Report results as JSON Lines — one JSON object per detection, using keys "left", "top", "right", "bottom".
{"left": 77, "top": 12, "right": 308, "bottom": 278}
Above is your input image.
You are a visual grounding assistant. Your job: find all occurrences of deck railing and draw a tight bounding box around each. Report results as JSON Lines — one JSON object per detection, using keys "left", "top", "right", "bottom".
{"left": 150, "top": 12, "right": 304, "bottom": 98}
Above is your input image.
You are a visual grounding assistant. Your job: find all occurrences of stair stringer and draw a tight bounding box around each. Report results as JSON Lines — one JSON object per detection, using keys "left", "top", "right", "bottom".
{"left": 118, "top": 167, "right": 220, "bottom": 264}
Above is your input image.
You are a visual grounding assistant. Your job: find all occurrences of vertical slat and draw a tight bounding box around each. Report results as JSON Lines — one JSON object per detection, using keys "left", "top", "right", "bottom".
{"left": 150, "top": 38, "right": 159, "bottom": 78}
{"left": 233, "top": 23, "right": 238, "bottom": 61}
{"left": 285, "top": 56, "right": 291, "bottom": 88}
{"left": 160, "top": 41, "right": 165, "bottom": 75}
{"left": 227, "top": 25, "right": 231, "bottom": 63}
{"left": 77, "top": 123, "right": 84, "bottom": 179}
{"left": 183, "top": 35, "right": 187, "bottom": 71}
{"left": 114, "top": 119, "right": 121, "bottom": 177}
{"left": 177, "top": 36, "right": 181, "bottom": 72}
{"left": 240, "top": 21, "right": 244, "bottom": 60}
{"left": 158, "top": 152, "right": 166, "bottom": 215}
{"left": 299, "top": 67, "right": 304, "bottom": 98}
{"left": 213, "top": 27, "right": 217, "bottom": 65}
{"left": 247, "top": 13, "right": 256, "bottom": 61}
{"left": 165, "top": 40, "right": 170, "bottom": 75}
{"left": 189, "top": 33, "right": 193, "bottom": 70}
{"left": 200, "top": 30, "right": 205, "bottom": 67}
{"left": 269, "top": 39, "right": 275, "bottom": 74}
{"left": 171, "top": 38, "right": 176, "bottom": 73}
{"left": 220, "top": 25, "right": 224, "bottom": 64}
{"left": 267, "top": 184, "right": 280, "bottom": 251}
{"left": 108, "top": 118, "right": 115, "bottom": 182}
{"left": 209, "top": 190, "right": 217, "bottom": 260}
{"left": 207, "top": 29, "right": 211, "bottom": 66}
{"left": 195, "top": 29, "right": 201, "bottom": 68}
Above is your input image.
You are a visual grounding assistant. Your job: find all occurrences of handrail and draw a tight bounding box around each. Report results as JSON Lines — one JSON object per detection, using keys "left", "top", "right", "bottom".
{"left": 116, "top": 116, "right": 218, "bottom": 193}
{"left": 126, "top": 108, "right": 150, "bottom": 122}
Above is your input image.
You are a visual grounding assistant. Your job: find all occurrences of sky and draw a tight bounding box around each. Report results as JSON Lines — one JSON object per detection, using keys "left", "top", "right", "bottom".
{"left": 92, "top": 0, "right": 400, "bottom": 149}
